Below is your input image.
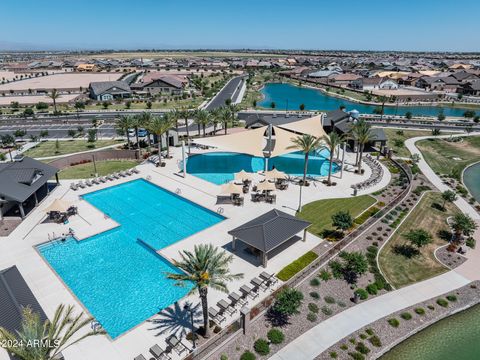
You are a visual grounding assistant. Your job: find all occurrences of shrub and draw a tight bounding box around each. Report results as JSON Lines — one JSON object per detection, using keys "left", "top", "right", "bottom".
{"left": 348, "top": 351, "right": 365, "bottom": 360}
{"left": 324, "top": 295, "right": 336, "bottom": 304}
{"left": 273, "top": 288, "right": 304, "bottom": 315}
{"left": 355, "top": 342, "right": 370, "bottom": 355}
{"left": 388, "top": 318, "right": 400, "bottom": 328}
{"left": 354, "top": 288, "right": 368, "bottom": 300}
{"left": 310, "top": 277, "right": 321, "bottom": 286}
{"left": 221, "top": 355, "right": 228, "bottom": 360}
{"left": 466, "top": 237, "right": 476, "bottom": 249}
{"left": 349, "top": 338, "right": 356, "bottom": 344}
{"left": 369, "top": 335, "right": 382, "bottom": 347}
{"left": 321, "top": 305, "right": 333, "bottom": 316}
{"left": 337, "top": 300, "right": 346, "bottom": 308}
{"left": 308, "top": 303, "right": 319, "bottom": 313}
{"left": 319, "top": 269, "right": 332, "bottom": 281}
{"left": 427, "top": 305, "right": 435, "bottom": 310}
{"left": 240, "top": 351, "right": 256, "bottom": 360}
{"left": 330, "top": 351, "right": 338, "bottom": 358}
{"left": 359, "top": 333, "right": 367, "bottom": 340}
{"left": 366, "top": 283, "right": 378, "bottom": 295}
{"left": 400, "top": 312, "right": 412, "bottom": 320}
{"left": 309, "top": 291, "right": 320, "bottom": 300}
{"left": 340, "top": 344, "right": 348, "bottom": 350}
{"left": 254, "top": 339, "right": 270, "bottom": 356}
{"left": 354, "top": 206, "right": 380, "bottom": 225}
{"left": 414, "top": 307, "right": 425, "bottom": 315}
{"left": 267, "top": 328, "right": 284, "bottom": 344}
{"left": 365, "top": 328, "right": 374, "bottom": 336}
{"left": 446, "top": 294, "right": 457, "bottom": 302}
{"left": 307, "top": 312, "right": 317, "bottom": 322}
{"left": 277, "top": 251, "right": 319, "bottom": 281}
{"left": 437, "top": 298, "right": 449, "bottom": 307}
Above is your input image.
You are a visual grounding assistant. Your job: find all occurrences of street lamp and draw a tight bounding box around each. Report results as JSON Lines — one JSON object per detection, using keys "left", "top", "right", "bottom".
{"left": 184, "top": 303, "right": 196, "bottom": 349}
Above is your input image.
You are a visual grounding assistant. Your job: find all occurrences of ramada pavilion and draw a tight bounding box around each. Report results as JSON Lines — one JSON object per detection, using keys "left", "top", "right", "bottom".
{"left": 0, "top": 113, "right": 391, "bottom": 360}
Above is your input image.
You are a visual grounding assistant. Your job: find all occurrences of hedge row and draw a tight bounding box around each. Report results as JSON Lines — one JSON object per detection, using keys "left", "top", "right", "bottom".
{"left": 277, "top": 251, "right": 319, "bottom": 281}
{"left": 354, "top": 206, "right": 380, "bottom": 225}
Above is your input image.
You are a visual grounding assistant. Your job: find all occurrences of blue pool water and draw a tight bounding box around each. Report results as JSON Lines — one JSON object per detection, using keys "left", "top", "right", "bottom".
{"left": 260, "top": 83, "right": 473, "bottom": 118}
{"left": 38, "top": 179, "right": 224, "bottom": 338}
{"left": 186, "top": 149, "right": 338, "bottom": 185}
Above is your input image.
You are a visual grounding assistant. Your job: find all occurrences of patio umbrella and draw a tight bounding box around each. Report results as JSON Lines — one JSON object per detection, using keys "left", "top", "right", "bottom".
{"left": 221, "top": 182, "right": 243, "bottom": 195}
{"left": 234, "top": 170, "right": 254, "bottom": 182}
{"left": 256, "top": 180, "right": 276, "bottom": 192}
{"left": 265, "top": 168, "right": 287, "bottom": 180}
{"left": 44, "top": 199, "right": 71, "bottom": 213}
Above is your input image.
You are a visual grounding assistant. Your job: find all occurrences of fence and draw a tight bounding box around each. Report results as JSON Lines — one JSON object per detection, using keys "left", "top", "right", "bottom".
{"left": 48, "top": 149, "right": 139, "bottom": 170}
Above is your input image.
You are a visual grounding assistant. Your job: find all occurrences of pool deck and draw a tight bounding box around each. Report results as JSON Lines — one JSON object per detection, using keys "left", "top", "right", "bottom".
{"left": 0, "top": 147, "right": 390, "bottom": 360}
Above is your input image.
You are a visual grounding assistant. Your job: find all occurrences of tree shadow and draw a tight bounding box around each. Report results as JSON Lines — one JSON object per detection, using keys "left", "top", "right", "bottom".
{"left": 393, "top": 244, "right": 420, "bottom": 258}
{"left": 321, "top": 229, "right": 344, "bottom": 241}
{"left": 148, "top": 301, "right": 203, "bottom": 338}
{"left": 431, "top": 202, "right": 445, "bottom": 212}
{"left": 438, "top": 229, "right": 453, "bottom": 242}
{"left": 265, "top": 308, "right": 290, "bottom": 327}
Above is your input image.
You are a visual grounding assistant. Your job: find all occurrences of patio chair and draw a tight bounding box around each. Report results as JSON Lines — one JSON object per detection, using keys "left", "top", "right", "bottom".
{"left": 92, "top": 178, "right": 100, "bottom": 185}
{"left": 99, "top": 177, "right": 107, "bottom": 183}
{"left": 217, "top": 299, "right": 235, "bottom": 316}
{"left": 149, "top": 344, "right": 170, "bottom": 360}
{"left": 77, "top": 181, "right": 86, "bottom": 188}
{"left": 229, "top": 292, "right": 248, "bottom": 307}
{"left": 132, "top": 168, "right": 140, "bottom": 174}
{"left": 251, "top": 277, "right": 267, "bottom": 290}
{"left": 240, "top": 284, "right": 259, "bottom": 300}
{"left": 125, "top": 169, "right": 133, "bottom": 176}
{"left": 134, "top": 355, "right": 147, "bottom": 360}
{"left": 120, "top": 171, "right": 128, "bottom": 177}
{"left": 70, "top": 183, "right": 78, "bottom": 191}
{"left": 208, "top": 307, "right": 226, "bottom": 325}
{"left": 85, "top": 179, "right": 93, "bottom": 186}
{"left": 111, "top": 173, "right": 120, "bottom": 179}
{"left": 106, "top": 174, "right": 115, "bottom": 181}
{"left": 166, "top": 335, "right": 187, "bottom": 355}
{"left": 259, "top": 271, "right": 278, "bottom": 286}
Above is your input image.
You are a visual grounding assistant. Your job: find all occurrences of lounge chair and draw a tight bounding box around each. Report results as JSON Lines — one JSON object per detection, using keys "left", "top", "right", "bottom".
{"left": 99, "top": 177, "right": 107, "bottom": 183}
{"left": 217, "top": 299, "right": 235, "bottom": 315}
{"left": 92, "top": 178, "right": 100, "bottom": 185}
{"left": 85, "top": 179, "right": 93, "bottom": 186}
{"left": 111, "top": 173, "right": 120, "bottom": 179}
{"left": 134, "top": 355, "right": 147, "bottom": 360}
{"left": 120, "top": 171, "right": 128, "bottom": 177}
{"left": 150, "top": 344, "right": 170, "bottom": 360}
{"left": 208, "top": 307, "right": 226, "bottom": 325}
{"left": 251, "top": 277, "right": 267, "bottom": 290}
{"left": 259, "top": 271, "right": 278, "bottom": 286}
{"left": 240, "top": 284, "right": 259, "bottom": 300}
{"left": 77, "top": 181, "right": 86, "bottom": 189}
{"left": 166, "top": 335, "right": 187, "bottom": 355}
{"left": 106, "top": 174, "right": 115, "bottom": 181}
{"left": 125, "top": 169, "right": 133, "bottom": 176}
{"left": 70, "top": 183, "right": 78, "bottom": 191}
{"left": 132, "top": 168, "right": 140, "bottom": 174}
{"left": 229, "top": 291, "right": 248, "bottom": 307}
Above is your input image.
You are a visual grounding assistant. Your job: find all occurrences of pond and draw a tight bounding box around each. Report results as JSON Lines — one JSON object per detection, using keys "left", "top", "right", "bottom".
{"left": 463, "top": 162, "right": 480, "bottom": 202}
{"left": 259, "top": 83, "right": 474, "bottom": 118}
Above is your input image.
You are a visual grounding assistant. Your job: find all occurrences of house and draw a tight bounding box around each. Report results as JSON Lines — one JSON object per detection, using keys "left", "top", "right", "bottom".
{"left": 450, "top": 71, "right": 479, "bottom": 83}
{"left": 76, "top": 63, "right": 97, "bottom": 72}
{"left": 0, "top": 156, "right": 59, "bottom": 220}
{"left": 140, "top": 76, "right": 185, "bottom": 95}
{"left": 89, "top": 81, "right": 132, "bottom": 101}
{"left": 351, "top": 77, "right": 398, "bottom": 91}
{"left": 307, "top": 70, "right": 340, "bottom": 79}
{"left": 415, "top": 76, "right": 461, "bottom": 92}
{"left": 459, "top": 80, "right": 480, "bottom": 96}
{"left": 328, "top": 73, "right": 362, "bottom": 86}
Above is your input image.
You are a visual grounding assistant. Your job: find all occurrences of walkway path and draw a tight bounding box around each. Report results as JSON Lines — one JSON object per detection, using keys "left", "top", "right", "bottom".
{"left": 269, "top": 272, "right": 469, "bottom": 360}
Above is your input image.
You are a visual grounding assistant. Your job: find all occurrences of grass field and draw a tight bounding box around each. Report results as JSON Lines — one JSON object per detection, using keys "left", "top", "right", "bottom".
{"left": 57, "top": 160, "right": 139, "bottom": 179}
{"left": 297, "top": 195, "right": 377, "bottom": 237}
{"left": 24, "top": 140, "right": 123, "bottom": 158}
{"left": 417, "top": 135, "right": 480, "bottom": 178}
{"left": 378, "top": 192, "right": 457, "bottom": 289}
{"left": 383, "top": 129, "right": 438, "bottom": 158}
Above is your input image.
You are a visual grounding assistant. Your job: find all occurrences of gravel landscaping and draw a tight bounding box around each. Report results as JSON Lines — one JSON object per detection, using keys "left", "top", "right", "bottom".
{"left": 435, "top": 245, "right": 467, "bottom": 269}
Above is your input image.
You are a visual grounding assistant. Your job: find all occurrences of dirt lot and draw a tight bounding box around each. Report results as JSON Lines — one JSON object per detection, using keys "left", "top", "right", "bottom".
{"left": 0, "top": 93, "right": 79, "bottom": 105}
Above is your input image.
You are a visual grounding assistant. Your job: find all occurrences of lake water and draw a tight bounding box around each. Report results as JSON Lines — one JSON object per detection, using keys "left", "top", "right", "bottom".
{"left": 259, "top": 83, "right": 472, "bottom": 117}
{"left": 381, "top": 304, "right": 480, "bottom": 360}
{"left": 463, "top": 162, "right": 480, "bottom": 202}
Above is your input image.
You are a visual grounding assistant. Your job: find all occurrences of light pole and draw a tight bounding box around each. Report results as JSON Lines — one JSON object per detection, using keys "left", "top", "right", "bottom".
{"left": 184, "top": 303, "right": 196, "bottom": 349}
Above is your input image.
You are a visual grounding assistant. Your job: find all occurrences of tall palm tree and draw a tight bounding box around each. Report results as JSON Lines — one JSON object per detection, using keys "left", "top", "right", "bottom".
{"left": 228, "top": 103, "right": 240, "bottom": 133}
{"left": 350, "top": 119, "right": 376, "bottom": 173}
{"left": 116, "top": 115, "right": 133, "bottom": 149}
{"left": 210, "top": 108, "right": 222, "bottom": 135}
{"left": 322, "top": 132, "right": 344, "bottom": 185}
{"left": 195, "top": 109, "right": 210, "bottom": 137}
{"left": 166, "top": 244, "right": 243, "bottom": 338}
{"left": 139, "top": 111, "right": 153, "bottom": 148}
{"left": 287, "top": 134, "right": 323, "bottom": 212}
{"left": 130, "top": 115, "right": 142, "bottom": 150}
{"left": 171, "top": 108, "right": 180, "bottom": 134}
{"left": 48, "top": 89, "right": 61, "bottom": 113}
{"left": 219, "top": 107, "right": 231, "bottom": 135}
{"left": 162, "top": 112, "right": 175, "bottom": 158}
{"left": 179, "top": 107, "right": 191, "bottom": 139}
{"left": 146, "top": 115, "right": 170, "bottom": 164}
{"left": 0, "top": 304, "right": 104, "bottom": 360}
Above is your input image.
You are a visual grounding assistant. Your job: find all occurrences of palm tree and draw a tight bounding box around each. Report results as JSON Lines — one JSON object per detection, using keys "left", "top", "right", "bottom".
{"left": 322, "top": 132, "right": 344, "bottom": 185}
{"left": 146, "top": 116, "right": 170, "bottom": 165}
{"left": 139, "top": 111, "right": 153, "bottom": 148}
{"left": 166, "top": 244, "right": 243, "bottom": 338}
{"left": 210, "top": 108, "right": 222, "bottom": 135}
{"left": 162, "top": 112, "right": 175, "bottom": 158}
{"left": 179, "top": 107, "right": 191, "bottom": 139}
{"left": 117, "top": 115, "right": 133, "bottom": 149}
{"left": 131, "top": 115, "right": 142, "bottom": 150}
{"left": 48, "top": 89, "right": 61, "bottom": 113}
{"left": 195, "top": 109, "right": 210, "bottom": 137}
{"left": 0, "top": 304, "right": 104, "bottom": 360}
{"left": 288, "top": 134, "right": 323, "bottom": 212}
{"left": 219, "top": 107, "right": 231, "bottom": 135}
{"left": 171, "top": 108, "right": 180, "bottom": 134}
{"left": 350, "top": 119, "right": 376, "bottom": 173}
{"left": 228, "top": 104, "right": 240, "bottom": 132}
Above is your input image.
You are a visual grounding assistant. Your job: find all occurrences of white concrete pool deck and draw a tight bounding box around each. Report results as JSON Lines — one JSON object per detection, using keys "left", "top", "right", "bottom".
{"left": 0, "top": 147, "right": 390, "bottom": 360}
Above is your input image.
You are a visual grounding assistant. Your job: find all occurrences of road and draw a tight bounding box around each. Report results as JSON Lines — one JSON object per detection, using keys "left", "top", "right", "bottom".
{"left": 203, "top": 75, "right": 247, "bottom": 111}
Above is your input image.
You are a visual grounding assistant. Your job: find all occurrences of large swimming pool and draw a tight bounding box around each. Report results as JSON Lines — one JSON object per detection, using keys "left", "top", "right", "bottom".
{"left": 186, "top": 149, "right": 338, "bottom": 185}
{"left": 38, "top": 179, "right": 224, "bottom": 338}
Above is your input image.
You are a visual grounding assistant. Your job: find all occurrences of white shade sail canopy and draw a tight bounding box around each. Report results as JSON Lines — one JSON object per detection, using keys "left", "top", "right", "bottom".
{"left": 265, "top": 168, "right": 287, "bottom": 180}
{"left": 277, "top": 115, "right": 328, "bottom": 139}
{"left": 256, "top": 180, "right": 276, "bottom": 191}
{"left": 234, "top": 170, "right": 254, "bottom": 181}
{"left": 221, "top": 182, "right": 243, "bottom": 195}
{"left": 44, "top": 199, "right": 71, "bottom": 213}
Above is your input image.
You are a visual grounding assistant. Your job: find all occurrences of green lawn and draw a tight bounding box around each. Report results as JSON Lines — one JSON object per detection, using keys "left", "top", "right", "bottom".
{"left": 24, "top": 140, "right": 123, "bottom": 158}
{"left": 378, "top": 192, "right": 457, "bottom": 288}
{"left": 57, "top": 160, "right": 139, "bottom": 179}
{"left": 417, "top": 135, "right": 480, "bottom": 178}
{"left": 297, "top": 195, "right": 377, "bottom": 237}
{"left": 383, "top": 129, "right": 438, "bottom": 158}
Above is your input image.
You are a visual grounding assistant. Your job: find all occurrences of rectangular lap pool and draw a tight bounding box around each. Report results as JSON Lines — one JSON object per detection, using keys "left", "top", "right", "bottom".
{"left": 38, "top": 179, "right": 224, "bottom": 338}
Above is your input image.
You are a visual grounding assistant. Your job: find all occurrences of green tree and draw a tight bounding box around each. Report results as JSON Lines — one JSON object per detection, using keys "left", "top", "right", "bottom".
{"left": 166, "top": 244, "right": 243, "bottom": 338}
{"left": 146, "top": 115, "right": 171, "bottom": 164}
{"left": 87, "top": 129, "right": 97, "bottom": 146}
{"left": 403, "top": 229, "right": 433, "bottom": 248}
{"left": 322, "top": 132, "right": 344, "bottom": 185}
{"left": 48, "top": 89, "right": 60, "bottom": 113}
{"left": 194, "top": 109, "right": 210, "bottom": 137}
{"left": 117, "top": 115, "right": 134, "bottom": 149}
{"left": 102, "top": 101, "right": 110, "bottom": 109}
{"left": 442, "top": 190, "right": 457, "bottom": 210}
{"left": 146, "top": 100, "right": 152, "bottom": 109}
{"left": 405, "top": 111, "right": 413, "bottom": 120}
{"left": 1, "top": 134, "right": 15, "bottom": 147}
{"left": 272, "top": 288, "right": 304, "bottom": 316}
{"left": 463, "top": 110, "right": 476, "bottom": 119}
{"left": 437, "top": 110, "right": 445, "bottom": 121}
{"left": 54, "top": 139, "right": 60, "bottom": 154}
{"left": 210, "top": 108, "right": 222, "bottom": 135}
{"left": 431, "top": 128, "right": 441, "bottom": 136}
{"left": 74, "top": 101, "right": 85, "bottom": 119}
{"left": 299, "top": 103, "right": 305, "bottom": 111}
{"left": 219, "top": 107, "right": 231, "bottom": 135}
{"left": 331, "top": 210, "right": 353, "bottom": 234}
{"left": 329, "top": 251, "right": 368, "bottom": 285}
{"left": 39, "top": 130, "right": 49, "bottom": 139}
{"left": 270, "top": 101, "right": 276, "bottom": 109}
{"left": 23, "top": 108, "right": 34, "bottom": 117}
{"left": 350, "top": 119, "right": 376, "bottom": 173}
{"left": 36, "top": 102, "right": 49, "bottom": 110}
{"left": 451, "top": 213, "right": 478, "bottom": 242}
{"left": 288, "top": 134, "right": 323, "bottom": 212}
{"left": 0, "top": 305, "right": 104, "bottom": 360}
{"left": 67, "top": 129, "right": 76, "bottom": 139}
{"left": 14, "top": 129, "right": 27, "bottom": 140}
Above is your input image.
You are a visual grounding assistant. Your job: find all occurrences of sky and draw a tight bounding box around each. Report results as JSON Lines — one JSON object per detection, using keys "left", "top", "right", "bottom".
{"left": 1, "top": 0, "right": 479, "bottom": 52}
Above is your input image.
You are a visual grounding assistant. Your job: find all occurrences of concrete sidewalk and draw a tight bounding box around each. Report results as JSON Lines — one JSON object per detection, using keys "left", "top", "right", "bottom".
{"left": 269, "top": 271, "right": 469, "bottom": 360}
